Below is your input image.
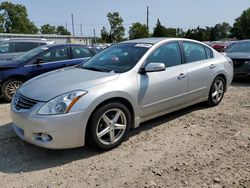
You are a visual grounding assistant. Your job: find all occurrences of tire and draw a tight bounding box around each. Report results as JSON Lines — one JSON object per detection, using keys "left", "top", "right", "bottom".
{"left": 2, "top": 79, "right": 24, "bottom": 102}
{"left": 207, "top": 76, "right": 225, "bottom": 106}
{"left": 87, "top": 102, "right": 131, "bottom": 150}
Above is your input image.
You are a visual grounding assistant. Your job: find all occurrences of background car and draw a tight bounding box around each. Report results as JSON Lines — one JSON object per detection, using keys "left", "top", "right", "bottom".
{"left": 0, "top": 44, "right": 96, "bottom": 101}
{"left": 225, "top": 40, "right": 250, "bottom": 78}
{"left": 0, "top": 38, "right": 54, "bottom": 61}
{"left": 11, "top": 38, "right": 233, "bottom": 150}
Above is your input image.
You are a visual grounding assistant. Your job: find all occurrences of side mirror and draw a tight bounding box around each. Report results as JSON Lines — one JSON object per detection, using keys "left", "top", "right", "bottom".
{"left": 34, "top": 58, "right": 45, "bottom": 65}
{"left": 144, "top": 63, "right": 166, "bottom": 73}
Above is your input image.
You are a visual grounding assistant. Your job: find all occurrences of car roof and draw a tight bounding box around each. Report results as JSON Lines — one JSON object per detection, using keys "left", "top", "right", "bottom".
{"left": 236, "top": 39, "right": 250, "bottom": 43}
{"left": 121, "top": 37, "right": 200, "bottom": 45}
{"left": 44, "top": 43, "right": 87, "bottom": 48}
{"left": 0, "top": 38, "right": 54, "bottom": 44}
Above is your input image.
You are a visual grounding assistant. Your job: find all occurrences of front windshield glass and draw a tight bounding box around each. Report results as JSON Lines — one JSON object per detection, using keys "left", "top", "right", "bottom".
{"left": 81, "top": 43, "right": 151, "bottom": 73}
{"left": 227, "top": 42, "right": 250, "bottom": 53}
{"left": 14, "top": 46, "right": 49, "bottom": 62}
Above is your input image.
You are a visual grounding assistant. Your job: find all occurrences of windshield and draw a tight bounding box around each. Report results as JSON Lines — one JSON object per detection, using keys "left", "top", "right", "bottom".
{"left": 14, "top": 46, "right": 49, "bottom": 62}
{"left": 81, "top": 43, "right": 151, "bottom": 73}
{"left": 227, "top": 41, "right": 250, "bottom": 53}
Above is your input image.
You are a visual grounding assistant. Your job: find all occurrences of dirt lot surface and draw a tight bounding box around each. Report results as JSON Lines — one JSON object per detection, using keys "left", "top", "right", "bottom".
{"left": 0, "top": 80, "right": 250, "bottom": 188}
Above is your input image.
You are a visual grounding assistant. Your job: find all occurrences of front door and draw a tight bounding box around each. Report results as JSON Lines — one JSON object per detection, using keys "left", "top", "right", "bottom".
{"left": 31, "top": 46, "right": 70, "bottom": 77}
{"left": 138, "top": 42, "right": 188, "bottom": 118}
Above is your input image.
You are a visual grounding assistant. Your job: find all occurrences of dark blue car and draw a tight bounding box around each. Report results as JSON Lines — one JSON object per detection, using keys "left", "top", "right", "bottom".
{"left": 0, "top": 44, "right": 96, "bottom": 101}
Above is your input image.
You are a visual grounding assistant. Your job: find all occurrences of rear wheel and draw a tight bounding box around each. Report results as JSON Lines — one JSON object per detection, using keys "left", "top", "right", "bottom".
{"left": 87, "top": 102, "right": 131, "bottom": 150}
{"left": 2, "top": 79, "right": 24, "bottom": 102}
{"left": 207, "top": 76, "right": 225, "bottom": 106}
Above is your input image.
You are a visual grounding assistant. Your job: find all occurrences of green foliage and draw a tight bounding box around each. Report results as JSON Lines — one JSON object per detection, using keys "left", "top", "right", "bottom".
{"left": 107, "top": 12, "right": 125, "bottom": 42}
{"left": 152, "top": 19, "right": 177, "bottom": 37}
{"left": 40, "top": 24, "right": 71, "bottom": 35}
{"left": 100, "top": 12, "right": 125, "bottom": 43}
{"left": 185, "top": 27, "right": 210, "bottom": 41}
{"left": 40, "top": 24, "right": 56, "bottom": 34}
{"left": 129, "top": 22, "right": 149, "bottom": 39}
{"left": 210, "top": 22, "right": 231, "bottom": 40}
{"left": 230, "top": 8, "right": 250, "bottom": 39}
{"left": 100, "top": 26, "right": 111, "bottom": 43}
{"left": 0, "top": 1, "right": 38, "bottom": 34}
{"left": 152, "top": 19, "right": 167, "bottom": 37}
{"left": 57, "top": 25, "right": 71, "bottom": 35}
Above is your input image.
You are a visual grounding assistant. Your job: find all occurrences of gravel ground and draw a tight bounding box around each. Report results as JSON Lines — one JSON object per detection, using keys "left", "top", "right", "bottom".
{"left": 0, "top": 80, "right": 249, "bottom": 188}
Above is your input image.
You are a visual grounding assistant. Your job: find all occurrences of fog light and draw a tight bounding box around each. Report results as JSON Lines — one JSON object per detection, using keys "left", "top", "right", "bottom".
{"left": 36, "top": 133, "right": 52, "bottom": 142}
{"left": 41, "top": 134, "right": 52, "bottom": 142}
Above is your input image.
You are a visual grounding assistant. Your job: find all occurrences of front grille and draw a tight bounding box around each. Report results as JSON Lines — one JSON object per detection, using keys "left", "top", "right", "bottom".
{"left": 14, "top": 92, "right": 37, "bottom": 110}
{"left": 232, "top": 59, "right": 247, "bottom": 68}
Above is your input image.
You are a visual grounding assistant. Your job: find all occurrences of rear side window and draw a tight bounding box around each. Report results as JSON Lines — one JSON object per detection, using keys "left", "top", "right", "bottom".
{"left": 147, "top": 42, "right": 182, "bottom": 68}
{"left": 14, "top": 42, "right": 40, "bottom": 52}
{"left": 0, "top": 42, "right": 10, "bottom": 53}
{"left": 183, "top": 42, "right": 207, "bottom": 63}
{"left": 71, "top": 46, "right": 92, "bottom": 58}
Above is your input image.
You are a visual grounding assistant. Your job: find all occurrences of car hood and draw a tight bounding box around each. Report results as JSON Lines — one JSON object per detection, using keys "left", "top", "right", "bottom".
{"left": 19, "top": 67, "right": 119, "bottom": 101}
{"left": 226, "top": 52, "right": 250, "bottom": 59}
{"left": 0, "top": 60, "right": 20, "bottom": 68}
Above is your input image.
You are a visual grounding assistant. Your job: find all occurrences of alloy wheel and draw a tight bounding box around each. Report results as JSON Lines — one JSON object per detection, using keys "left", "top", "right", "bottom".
{"left": 211, "top": 79, "right": 224, "bottom": 103}
{"left": 96, "top": 108, "right": 127, "bottom": 145}
{"left": 5, "top": 80, "right": 23, "bottom": 99}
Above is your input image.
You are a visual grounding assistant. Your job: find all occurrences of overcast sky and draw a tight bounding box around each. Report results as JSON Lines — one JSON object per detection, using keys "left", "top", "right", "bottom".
{"left": 6, "top": 0, "right": 250, "bottom": 37}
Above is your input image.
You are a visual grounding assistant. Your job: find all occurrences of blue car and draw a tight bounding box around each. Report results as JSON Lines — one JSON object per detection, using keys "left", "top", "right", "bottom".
{"left": 0, "top": 44, "right": 96, "bottom": 101}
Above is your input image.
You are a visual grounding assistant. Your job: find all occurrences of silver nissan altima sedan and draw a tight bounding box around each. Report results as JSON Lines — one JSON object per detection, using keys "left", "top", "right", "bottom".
{"left": 11, "top": 38, "right": 233, "bottom": 150}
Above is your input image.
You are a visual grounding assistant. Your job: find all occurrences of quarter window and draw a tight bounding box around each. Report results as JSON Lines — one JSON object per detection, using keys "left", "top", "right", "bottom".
{"left": 183, "top": 42, "right": 207, "bottom": 63}
{"left": 42, "top": 47, "right": 68, "bottom": 63}
{"left": 147, "top": 42, "right": 182, "bottom": 67}
{"left": 205, "top": 47, "right": 213, "bottom": 59}
{"left": 72, "top": 46, "right": 92, "bottom": 58}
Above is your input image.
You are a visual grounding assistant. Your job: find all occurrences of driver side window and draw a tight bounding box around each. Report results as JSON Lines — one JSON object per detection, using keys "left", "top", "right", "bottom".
{"left": 147, "top": 42, "right": 182, "bottom": 68}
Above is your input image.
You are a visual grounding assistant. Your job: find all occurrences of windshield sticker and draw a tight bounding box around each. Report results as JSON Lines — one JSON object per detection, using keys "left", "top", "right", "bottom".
{"left": 135, "top": 43, "right": 152, "bottom": 48}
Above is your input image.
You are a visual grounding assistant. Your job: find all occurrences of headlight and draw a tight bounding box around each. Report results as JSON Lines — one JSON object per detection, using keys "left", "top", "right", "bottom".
{"left": 38, "top": 90, "right": 87, "bottom": 115}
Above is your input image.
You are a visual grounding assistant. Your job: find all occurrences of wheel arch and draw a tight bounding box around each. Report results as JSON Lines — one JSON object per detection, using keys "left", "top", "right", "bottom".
{"left": 84, "top": 97, "right": 136, "bottom": 144}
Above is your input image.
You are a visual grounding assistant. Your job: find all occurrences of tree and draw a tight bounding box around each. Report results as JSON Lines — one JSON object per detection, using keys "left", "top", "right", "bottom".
{"left": 0, "top": 1, "right": 38, "bottom": 34}
{"left": 152, "top": 19, "right": 167, "bottom": 37}
{"left": 231, "top": 8, "right": 250, "bottom": 39}
{"left": 40, "top": 24, "right": 56, "bottom": 34}
{"left": 57, "top": 25, "right": 71, "bottom": 35}
{"left": 107, "top": 12, "right": 125, "bottom": 42}
{"left": 129, "top": 22, "right": 149, "bottom": 39}
{"left": 185, "top": 27, "right": 210, "bottom": 41}
{"left": 210, "top": 22, "right": 231, "bottom": 40}
{"left": 100, "top": 26, "right": 111, "bottom": 43}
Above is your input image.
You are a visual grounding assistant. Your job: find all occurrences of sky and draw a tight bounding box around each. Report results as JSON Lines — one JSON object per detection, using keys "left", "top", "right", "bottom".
{"left": 4, "top": 0, "right": 250, "bottom": 37}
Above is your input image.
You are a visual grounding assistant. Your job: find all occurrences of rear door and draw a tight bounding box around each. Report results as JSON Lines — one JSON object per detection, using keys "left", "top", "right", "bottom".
{"left": 69, "top": 45, "right": 95, "bottom": 66}
{"left": 181, "top": 41, "right": 216, "bottom": 101}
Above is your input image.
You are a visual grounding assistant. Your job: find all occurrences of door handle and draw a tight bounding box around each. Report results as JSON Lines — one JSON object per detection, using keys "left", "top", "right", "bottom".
{"left": 178, "top": 73, "right": 186, "bottom": 80}
{"left": 210, "top": 64, "right": 216, "bottom": 69}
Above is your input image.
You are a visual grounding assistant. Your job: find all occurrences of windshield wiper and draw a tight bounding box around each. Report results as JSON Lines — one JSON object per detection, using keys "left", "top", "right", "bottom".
{"left": 82, "top": 66, "right": 110, "bottom": 72}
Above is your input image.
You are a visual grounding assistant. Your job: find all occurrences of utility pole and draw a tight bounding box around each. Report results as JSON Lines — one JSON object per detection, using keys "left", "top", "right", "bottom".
{"left": 71, "top": 14, "right": 75, "bottom": 36}
{"left": 65, "top": 22, "right": 68, "bottom": 30}
{"left": 80, "top": 23, "right": 83, "bottom": 36}
{"left": 93, "top": 29, "right": 97, "bottom": 45}
{"left": 147, "top": 6, "right": 149, "bottom": 30}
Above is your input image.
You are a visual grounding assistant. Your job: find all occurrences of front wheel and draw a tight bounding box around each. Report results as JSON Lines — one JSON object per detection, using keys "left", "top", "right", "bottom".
{"left": 87, "top": 102, "right": 131, "bottom": 150}
{"left": 2, "top": 79, "right": 24, "bottom": 102}
{"left": 207, "top": 76, "right": 225, "bottom": 106}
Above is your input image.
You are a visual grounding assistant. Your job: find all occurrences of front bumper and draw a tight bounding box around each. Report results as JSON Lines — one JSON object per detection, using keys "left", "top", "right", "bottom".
{"left": 234, "top": 62, "right": 250, "bottom": 78}
{"left": 11, "top": 102, "right": 90, "bottom": 149}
